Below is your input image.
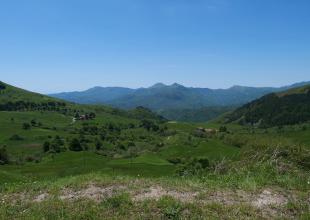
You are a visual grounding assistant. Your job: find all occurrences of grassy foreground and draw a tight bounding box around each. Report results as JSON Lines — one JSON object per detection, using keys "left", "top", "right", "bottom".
{"left": 1, "top": 149, "right": 309, "bottom": 220}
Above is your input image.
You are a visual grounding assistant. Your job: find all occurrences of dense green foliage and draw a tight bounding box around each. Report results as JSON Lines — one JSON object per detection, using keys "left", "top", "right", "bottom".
{"left": 0, "top": 82, "right": 6, "bottom": 90}
{"left": 159, "top": 106, "right": 235, "bottom": 122}
{"left": 226, "top": 85, "right": 310, "bottom": 127}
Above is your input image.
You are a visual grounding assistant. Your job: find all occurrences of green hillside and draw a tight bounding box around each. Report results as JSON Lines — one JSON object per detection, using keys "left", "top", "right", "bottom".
{"left": 226, "top": 85, "right": 310, "bottom": 127}
{"left": 0, "top": 82, "right": 239, "bottom": 180}
{"left": 1, "top": 82, "right": 310, "bottom": 219}
{"left": 0, "top": 81, "right": 65, "bottom": 104}
{"left": 0, "top": 81, "right": 70, "bottom": 111}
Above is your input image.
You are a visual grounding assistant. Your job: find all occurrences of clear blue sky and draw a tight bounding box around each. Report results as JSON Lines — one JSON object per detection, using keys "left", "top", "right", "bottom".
{"left": 0, "top": 0, "right": 309, "bottom": 93}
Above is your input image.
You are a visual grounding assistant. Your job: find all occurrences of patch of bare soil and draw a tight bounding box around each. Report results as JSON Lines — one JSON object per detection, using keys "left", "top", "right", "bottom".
{"left": 252, "top": 189, "right": 289, "bottom": 208}
{"left": 133, "top": 186, "right": 198, "bottom": 202}
{"left": 59, "top": 184, "right": 126, "bottom": 202}
{"left": 16, "top": 184, "right": 298, "bottom": 218}
{"left": 33, "top": 193, "right": 49, "bottom": 202}
{"left": 30, "top": 184, "right": 294, "bottom": 208}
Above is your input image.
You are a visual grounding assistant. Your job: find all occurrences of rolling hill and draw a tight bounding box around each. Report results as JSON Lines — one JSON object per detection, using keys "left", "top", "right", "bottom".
{"left": 226, "top": 85, "right": 310, "bottom": 127}
{"left": 0, "top": 81, "right": 64, "bottom": 104}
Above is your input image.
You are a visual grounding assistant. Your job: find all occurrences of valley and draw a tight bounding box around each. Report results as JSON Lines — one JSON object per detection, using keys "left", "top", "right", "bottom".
{"left": 0, "top": 81, "right": 309, "bottom": 219}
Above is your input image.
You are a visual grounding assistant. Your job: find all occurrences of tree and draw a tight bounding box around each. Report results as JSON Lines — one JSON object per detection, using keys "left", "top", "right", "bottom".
{"left": 219, "top": 126, "right": 227, "bottom": 133}
{"left": 95, "top": 139, "right": 103, "bottom": 151}
{"left": 31, "top": 119, "right": 37, "bottom": 127}
{"left": 140, "top": 119, "right": 156, "bottom": 131}
{"left": 0, "top": 82, "right": 6, "bottom": 91}
{"left": 89, "top": 112, "right": 96, "bottom": 119}
{"left": 0, "top": 145, "right": 9, "bottom": 165}
{"left": 43, "top": 141, "right": 50, "bottom": 153}
{"left": 51, "top": 136, "right": 63, "bottom": 152}
{"left": 74, "top": 112, "right": 80, "bottom": 119}
{"left": 22, "top": 123, "right": 31, "bottom": 130}
{"left": 69, "top": 138, "right": 83, "bottom": 151}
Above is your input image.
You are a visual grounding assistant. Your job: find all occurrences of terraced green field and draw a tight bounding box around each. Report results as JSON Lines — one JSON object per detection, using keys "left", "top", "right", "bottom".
{"left": 0, "top": 109, "right": 243, "bottom": 184}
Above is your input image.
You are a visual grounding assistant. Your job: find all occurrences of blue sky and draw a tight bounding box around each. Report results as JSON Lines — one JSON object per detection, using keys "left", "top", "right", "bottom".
{"left": 0, "top": 0, "right": 309, "bottom": 93}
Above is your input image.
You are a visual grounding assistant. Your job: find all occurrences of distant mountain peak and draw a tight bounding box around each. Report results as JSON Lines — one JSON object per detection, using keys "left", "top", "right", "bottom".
{"left": 230, "top": 85, "right": 250, "bottom": 89}
{"left": 150, "top": 83, "right": 167, "bottom": 89}
{"left": 170, "top": 83, "right": 185, "bottom": 88}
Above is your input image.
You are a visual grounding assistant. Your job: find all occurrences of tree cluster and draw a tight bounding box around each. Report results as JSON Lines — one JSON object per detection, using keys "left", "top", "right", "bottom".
{"left": 0, "top": 101, "right": 67, "bottom": 111}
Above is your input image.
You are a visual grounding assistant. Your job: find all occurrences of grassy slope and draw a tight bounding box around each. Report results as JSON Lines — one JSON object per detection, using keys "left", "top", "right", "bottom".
{"left": 0, "top": 81, "right": 64, "bottom": 104}
{"left": 1, "top": 82, "right": 309, "bottom": 219}
{"left": 0, "top": 110, "right": 240, "bottom": 183}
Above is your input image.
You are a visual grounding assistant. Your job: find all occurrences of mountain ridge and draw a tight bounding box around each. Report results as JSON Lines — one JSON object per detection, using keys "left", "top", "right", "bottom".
{"left": 50, "top": 81, "right": 310, "bottom": 108}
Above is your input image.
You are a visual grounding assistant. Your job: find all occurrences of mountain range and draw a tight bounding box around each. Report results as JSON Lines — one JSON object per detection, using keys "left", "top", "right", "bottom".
{"left": 50, "top": 81, "right": 310, "bottom": 122}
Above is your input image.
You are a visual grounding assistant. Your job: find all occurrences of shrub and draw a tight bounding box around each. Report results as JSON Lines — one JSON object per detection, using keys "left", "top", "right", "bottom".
{"left": 31, "top": 119, "right": 37, "bottom": 126}
{"left": 239, "top": 144, "right": 310, "bottom": 172}
{"left": 0, "top": 82, "right": 6, "bottom": 90}
{"left": 219, "top": 126, "right": 227, "bottom": 133}
{"left": 69, "top": 138, "right": 83, "bottom": 151}
{"left": 158, "top": 196, "right": 182, "bottom": 220}
{"left": 177, "top": 157, "right": 210, "bottom": 176}
{"left": 22, "top": 123, "right": 31, "bottom": 130}
{"left": 0, "top": 146, "right": 9, "bottom": 165}
{"left": 25, "top": 155, "right": 41, "bottom": 163}
{"left": 50, "top": 136, "right": 65, "bottom": 153}
{"left": 95, "top": 139, "right": 103, "bottom": 151}
{"left": 43, "top": 141, "right": 50, "bottom": 152}
{"left": 9, "top": 134, "right": 24, "bottom": 141}
{"left": 167, "top": 157, "right": 183, "bottom": 165}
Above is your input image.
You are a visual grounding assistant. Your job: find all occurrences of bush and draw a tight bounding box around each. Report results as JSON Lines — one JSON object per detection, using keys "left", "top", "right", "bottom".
{"left": 158, "top": 196, "right": 182, "bottom": 220}
{"left": 167, "top": 157, "right": 183, "bottom": 165}
{"left": 25, "top": 155, "right": 41, "bottom": 163}
{"left": 0, "top": 146, "right": 9, "bottom": 165}
{"left": 0, "top": 82, "right": 6, "bottom": 90}
{"left": 177, "top": 157, "right": 210, "bottom": 176}
{"left": 43, "top": 141, "right": 50, "bottom": 152}
{"left": 50, "top": 136, "right": 65, "bottom": 153}
{"left": 95, "top": 139, "right": 103, "bottom": 151}
{"left": 219, "top": 126, "right": 227, "bottom": 133}
{"left": 9, "top": 134, "right": 24, "bottom": 141}
{"left": 31, "top": 119, "right": 37, "bottom": 126}
{"left": 69, "top": 138, "right": 83, "bottom": 151}
{"left": 240, "top": 144, "right": 310, "bottom": 172}
{"left": 22, "top": 123, "right": 31, "bottom": 130}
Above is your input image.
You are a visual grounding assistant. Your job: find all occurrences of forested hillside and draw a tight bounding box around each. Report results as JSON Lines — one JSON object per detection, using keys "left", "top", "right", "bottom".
{"left": 226, "top": 85, "right": 310, "bottom": 127}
